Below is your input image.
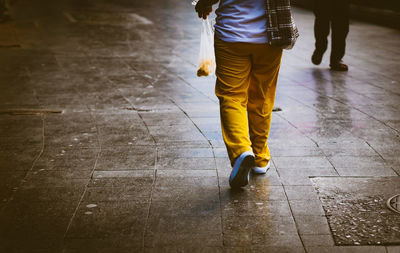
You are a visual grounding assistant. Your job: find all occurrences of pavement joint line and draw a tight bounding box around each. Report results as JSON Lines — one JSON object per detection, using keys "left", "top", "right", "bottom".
{"left": 170, "top": 59, "right": 218, "bottom": 105}
{"left": 93, "top": 170, "right": 154, "bottom": 178}
{"left": 54, "top": 54, "right": 104, "bottom": 242}
{"left": 168, "top": 97, "right": 226, "bottom": 245}
{"left": 291, "top": 75, "right": 400, "bottom": 136}
{"left": 287, "top": 42, "right": 397, "bottom": 85}
{"left": 102, "top": 57, "right": 158, "bottom": 144}
{"left": 172, "top": 50, "right": 197, "bottom": 68}
{"left": 284, "top": 54, "right": 400, "bottom": 108}
{"left": 347, "top": 71, "right": 400, "bottom": 97}
{"left": 142, "top": 147, "right": 158, "bottom": 251}
{"left": 281, "top": 183, "right": 308, "bottom": 252}
{"left": 168, "top": 98, "right": 212, "bottom": 145}
{"left": 85, "top": 54, "right": 161, "bottom": 249}
{"left": 277, "top": 92, "right": 397, "bottom": 176}
{"left": 0, "top": 44, "right": 20, "bottom": 48}
{"left": 63, "top": 11, "right": 77, "bottom": 23}
{"left": 273, "top": 110, "right": 320, "bottom": 148}
{"left": 283, "top": 92, "right": 334, "bottom": 119}
{"left": 212, "top": 145, "right": 226, "bottom": 247}
{"left": 130, "top": 13, "right": 154, "bottom": 25}
{"left": 281, "top": 90, "right": 367, "bottom": 143}
{"left": 0, "top": 108, "right": 63, "bottom": 115}
{"left": 124, "top": 107, "right": 153, "bottom": 112}
{"left": 309, "top": 176, "right": 400, "bottom": 179}
{"left": 0, "top": 114, "right": 46, "bottom": 214}
{"left": 25, "top": 67, "right": 47, "bottom": 109}
{"left": 62, "top": 108, "right": 102, "bottom": 241}
{"left": 365, "top": 141, "right": 400, "bottom": 176}
{"left": 274, "top": 113, "right": 341, "bottom": 177}
{"left": 271, "top": 158, "right": 281, "bottom": 178}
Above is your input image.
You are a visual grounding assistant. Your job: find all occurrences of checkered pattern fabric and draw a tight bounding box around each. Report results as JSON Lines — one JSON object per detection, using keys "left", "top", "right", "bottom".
{"left": 265, "top": 0, "right": 299, "bottom": 49}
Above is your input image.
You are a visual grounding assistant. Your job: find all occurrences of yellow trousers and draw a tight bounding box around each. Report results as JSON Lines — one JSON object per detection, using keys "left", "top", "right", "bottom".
{"left": 214, "top": 38, "right": 283, "bottom": 167}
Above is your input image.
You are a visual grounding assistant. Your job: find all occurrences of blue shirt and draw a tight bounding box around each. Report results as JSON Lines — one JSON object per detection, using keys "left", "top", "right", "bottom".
{"left": 214, "top": 0, "right": 268, "bottom": 43}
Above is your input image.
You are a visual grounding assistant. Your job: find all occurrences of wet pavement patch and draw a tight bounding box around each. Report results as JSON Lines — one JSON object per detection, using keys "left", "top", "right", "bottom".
{"left": 311, "top": 177, "right": 400, "bottom": 246}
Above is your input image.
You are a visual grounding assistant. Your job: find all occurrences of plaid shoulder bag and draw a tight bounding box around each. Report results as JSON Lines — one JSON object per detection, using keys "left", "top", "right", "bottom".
{"left": 265, "top": 0, "right": 299, "bottom": 50}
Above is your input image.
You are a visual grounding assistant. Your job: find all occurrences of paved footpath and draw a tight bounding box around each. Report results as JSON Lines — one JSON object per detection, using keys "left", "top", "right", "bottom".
{"left": 0, "top": 0, "right": 399, "bottom": 252}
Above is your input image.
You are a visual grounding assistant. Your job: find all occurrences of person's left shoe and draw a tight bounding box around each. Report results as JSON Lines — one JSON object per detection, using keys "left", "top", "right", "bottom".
{"left": 330, "top": 61, "right": 348, "bottom": 71}
{"left": 229, "top": 151, "right": 255, "bottom": 188}
{"left": 252, "top": 161, "right": 271, "bottom": 174}
{"left": 311, "top": 50, "right": 324, "bottom": 65}
{"left": 0, "top": 12, "right": 10, "bottom": 23}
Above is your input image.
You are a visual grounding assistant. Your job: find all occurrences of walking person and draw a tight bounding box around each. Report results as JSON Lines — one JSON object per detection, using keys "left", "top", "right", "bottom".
{"left": 311, "top": 0, "right": 350, "bottom": 71}
{"left": 195, "top": 0, "right": 284, "bottom": 188}
{"left": 0, "top": 0, "right": 9, "bottom": 23}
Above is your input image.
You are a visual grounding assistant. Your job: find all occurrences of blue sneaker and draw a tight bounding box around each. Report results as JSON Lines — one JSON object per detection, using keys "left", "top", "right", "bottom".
{"left": 229, "top": 151, "right": 255, "bottom": 188}
{"left": 252, "top": 161, "right": 271, "bottom": 174}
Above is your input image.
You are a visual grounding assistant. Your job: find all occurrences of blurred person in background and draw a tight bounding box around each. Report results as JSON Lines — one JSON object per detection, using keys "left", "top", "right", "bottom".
{"left": 0, "top": 0, "right": 10, "bottom": 22}
{"left": 311, "top": 0, "right": 350, "bottom": 71}
{"left": 195, "top": 0, "right": 283, "bottom": 188}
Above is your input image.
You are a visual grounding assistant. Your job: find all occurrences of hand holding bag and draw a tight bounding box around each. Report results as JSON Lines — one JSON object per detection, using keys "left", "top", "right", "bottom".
{"left": 197, "top": 17, "right": 216, "bottom": 77}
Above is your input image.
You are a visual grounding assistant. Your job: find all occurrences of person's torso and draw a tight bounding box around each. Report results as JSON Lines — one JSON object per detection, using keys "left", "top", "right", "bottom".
{"left": 215, "top": 0, "right": 268, "bottom": 43}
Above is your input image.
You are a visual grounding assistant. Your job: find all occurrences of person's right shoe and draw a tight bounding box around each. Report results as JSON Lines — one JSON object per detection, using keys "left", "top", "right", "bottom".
{"left": 229, "top": 151, "right": 255, "bottom": 188}
{"left": 330, "top": 61, "right": 348, "bottom": 71}
{"left": 252, "top": 161, "right": 271, "bottom": 174}
{"left": 311, "top": 50, "right": 324, "bottom": 65}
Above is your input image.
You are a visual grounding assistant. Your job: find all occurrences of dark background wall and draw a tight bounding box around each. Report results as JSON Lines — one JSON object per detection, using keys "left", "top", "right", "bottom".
{"left": 292, "top": 0, "right": 400, "bottom": 29}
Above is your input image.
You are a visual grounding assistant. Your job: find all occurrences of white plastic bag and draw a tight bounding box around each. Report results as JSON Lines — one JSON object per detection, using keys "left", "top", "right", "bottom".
{"left": 197, "top": 17, "right": 215, "bottom": 77}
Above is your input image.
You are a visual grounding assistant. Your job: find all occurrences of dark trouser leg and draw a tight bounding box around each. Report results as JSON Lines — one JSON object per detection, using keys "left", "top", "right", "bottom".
{"left": 313, "top": 0, "right": 331, "bottom": 54}
{"left": 0, "top": 0, "right": 6, "bottom": 12}
{"left": 330, "top": 0, "right": 349, "bottom": 64}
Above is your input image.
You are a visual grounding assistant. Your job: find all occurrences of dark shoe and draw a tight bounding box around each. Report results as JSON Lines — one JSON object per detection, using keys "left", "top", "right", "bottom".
{"left": 0, "top": 13, "right": 10, "bottom": 23}
{"left": 229, "top": 151, "right": 255, "bottom": 188}
{"left": 330, "top": 61, "right": 348, "bottom": 71}
{"left": 311, "top": 50, "right": 324, "bottom": 65}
